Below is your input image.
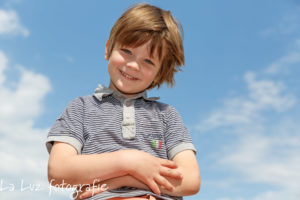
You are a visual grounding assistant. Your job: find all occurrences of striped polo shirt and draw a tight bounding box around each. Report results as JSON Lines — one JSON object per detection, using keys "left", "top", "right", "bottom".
{"left": 46, "top": 85, "right": 196, "bottom": 200}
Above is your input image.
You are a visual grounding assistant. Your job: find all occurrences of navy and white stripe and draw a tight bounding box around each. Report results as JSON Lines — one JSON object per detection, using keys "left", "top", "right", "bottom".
{"left": 46, "top": 85, "right": 196, "bottom": 200}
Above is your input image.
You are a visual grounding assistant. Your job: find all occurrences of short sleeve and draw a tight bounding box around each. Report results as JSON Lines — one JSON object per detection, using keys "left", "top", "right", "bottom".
{"left": 46, "top": 97, "right": 85, "bottom": 154}
{"left": 164, "top": 106, "right": 196, "bottom": 160}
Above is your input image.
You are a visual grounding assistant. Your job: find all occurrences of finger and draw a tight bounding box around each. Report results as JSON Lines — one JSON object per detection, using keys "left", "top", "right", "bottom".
{"left": 73, "top": 191, "right": 81, "bottom": 200}
{"left": 160, "top": 167, "right": 183, "bottom": 179}
{"left": 145, "top": 179, "right": 161, "bottom": 196}
{"left": 159, "top": 158, "right": 178, "bottom": 168}
{"left": 154, "top": 176, "right": 174, "bottom": 192}
{"left": 73, "top": 186, "right": 86, "bottom": 200}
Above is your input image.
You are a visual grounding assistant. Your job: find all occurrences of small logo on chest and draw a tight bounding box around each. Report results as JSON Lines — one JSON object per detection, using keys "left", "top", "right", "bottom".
{"left": 152, "top": 140, "right": 162, "bottom": 149}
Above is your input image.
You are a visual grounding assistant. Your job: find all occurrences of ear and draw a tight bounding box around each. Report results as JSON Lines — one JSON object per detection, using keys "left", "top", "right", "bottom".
{"left": 105, "top": 39, "right": 109, "bottom": 60}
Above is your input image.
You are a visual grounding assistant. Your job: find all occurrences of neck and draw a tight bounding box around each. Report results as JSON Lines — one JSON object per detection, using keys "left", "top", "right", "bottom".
{"left": 108, "top": 81, "right": 145, "bottom": 99}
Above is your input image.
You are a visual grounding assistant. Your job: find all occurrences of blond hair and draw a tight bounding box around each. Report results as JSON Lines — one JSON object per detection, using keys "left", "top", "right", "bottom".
{"left": 106, "top": 3, "right": 185, "bottom": 89}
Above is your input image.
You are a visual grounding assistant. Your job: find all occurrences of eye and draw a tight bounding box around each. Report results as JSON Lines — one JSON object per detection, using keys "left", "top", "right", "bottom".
{"left": 121, "top": 48, "right": 132, "bottom": 55}
{"left": 144, "top": 59, "right": 154, "bottom": 65}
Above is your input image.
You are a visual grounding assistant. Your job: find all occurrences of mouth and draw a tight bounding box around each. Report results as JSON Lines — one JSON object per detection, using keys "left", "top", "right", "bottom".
{"left": 120, "top": 70, "right": 138, "bottom": 81}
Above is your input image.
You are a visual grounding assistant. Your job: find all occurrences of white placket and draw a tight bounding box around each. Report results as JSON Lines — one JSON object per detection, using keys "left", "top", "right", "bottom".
{"left": 122, "top": 99, "right": 136, "bottom": 139}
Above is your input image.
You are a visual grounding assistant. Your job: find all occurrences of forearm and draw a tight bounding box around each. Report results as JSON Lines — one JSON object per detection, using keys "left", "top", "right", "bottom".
{"left": 159, "top": 166, "right": 200, "bottom": 196}
{"left": 48, "top": 142, "right": 184, "bottom": 197}
{"left": 76, "top": 175, "right": 151, "bottom": 200}
{"left": 101, "top": 172, "right": 195, "bottom": 196}
{"left": 103, "top": 175, "right": 192, "bottom": 196}
{"left": 63, "top": 154, "right": 199, "bottom": 197}
{"left": 104, "top": 175, "right": 150, "bottom": 191}
{"left": 103, "top": 175, "right": 180, "bottom": 195}
{"left": 48, "top": 143, "right": 129, "bottom": 186}
{"left": 101, "top": 172, "right": 198, "bottom": 197}
{"left": 162, "top": 150, "right": 200, "bottom": 197}
{"left": 77, "top": 171, "right": 198, "bottom": 200}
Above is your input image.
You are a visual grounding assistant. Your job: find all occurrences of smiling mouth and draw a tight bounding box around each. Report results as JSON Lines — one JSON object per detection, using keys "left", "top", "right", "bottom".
{"left": 120, "top": 70, "right": 138, "bottom": 81}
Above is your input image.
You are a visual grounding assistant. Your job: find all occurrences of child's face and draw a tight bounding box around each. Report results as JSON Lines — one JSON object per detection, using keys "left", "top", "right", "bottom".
{"left": 106, "top": 40, "right": 161, "bottom": 98}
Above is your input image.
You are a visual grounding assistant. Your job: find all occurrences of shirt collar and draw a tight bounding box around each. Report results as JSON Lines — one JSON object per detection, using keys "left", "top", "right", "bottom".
{"left": 94, "top": 84, "right": 160, "bottom": 101}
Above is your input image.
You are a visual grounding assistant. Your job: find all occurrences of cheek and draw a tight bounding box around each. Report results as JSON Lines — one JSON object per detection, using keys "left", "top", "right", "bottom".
{"left": 143, "top": 68, "right": 159, "bottom": 81}
{"left": 110, "top": 53, "right": 125, "bottom": 67}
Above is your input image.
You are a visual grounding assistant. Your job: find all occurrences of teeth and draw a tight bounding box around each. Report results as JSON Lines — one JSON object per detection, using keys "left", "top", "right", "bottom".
{"left": 121, "top": 71, "right": 136, "bottom": 80}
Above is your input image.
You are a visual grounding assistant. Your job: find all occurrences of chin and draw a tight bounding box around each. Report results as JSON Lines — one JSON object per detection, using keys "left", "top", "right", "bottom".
{"left": 121, "top": 89, "right": 138, "bottom": 95}
{"left": 115, "top": 86, "right": 133, "bottom": 94}
{"left": 121, "top": 87, "right": 144, "bottom": 96}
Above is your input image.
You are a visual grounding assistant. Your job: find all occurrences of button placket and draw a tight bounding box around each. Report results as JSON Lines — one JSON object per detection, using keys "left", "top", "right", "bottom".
{"left": 122, "top": 100, "right": 136, "bottom": 139}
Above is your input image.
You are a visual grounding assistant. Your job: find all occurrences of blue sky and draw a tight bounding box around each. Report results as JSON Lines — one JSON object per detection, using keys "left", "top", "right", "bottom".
{"left": 0, "top": 0, "right": 300, "bottom": 199}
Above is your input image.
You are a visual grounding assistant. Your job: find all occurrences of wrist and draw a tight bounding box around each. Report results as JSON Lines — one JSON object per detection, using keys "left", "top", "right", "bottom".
{"left": 117, "top": 150, "right": 134, "bottom": 176}
{"left": 103, "top": 176, "right": 126, "bottom": 190}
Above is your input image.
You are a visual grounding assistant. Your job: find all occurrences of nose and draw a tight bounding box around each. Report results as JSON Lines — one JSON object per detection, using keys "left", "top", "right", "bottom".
{"left": 126, "top": 60, "right": 139, "bottom": 71}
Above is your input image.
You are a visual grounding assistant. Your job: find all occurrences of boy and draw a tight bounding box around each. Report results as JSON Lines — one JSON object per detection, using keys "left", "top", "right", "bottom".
{"left": 46, "top": 3, "right": 200, "bottom": 200}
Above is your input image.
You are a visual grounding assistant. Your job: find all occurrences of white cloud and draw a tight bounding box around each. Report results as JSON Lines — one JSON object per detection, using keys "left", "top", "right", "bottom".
{"left": 0, "top": 50, "right": 8, "bottom": 83}
{"left": 0, "top": 50, "right": 72, "bottom": 199}
{"left": 196, "top": 71, "right": 296, "bottom": 132}
{"left": 220, "top": 128, "right": 300, "bottom": 186}
{"left": 264, "top": 50, "right": 300, "bottom": 74}
{"left": 196, "top": 45, "right": 300, "bottom": 199}
{"left": 0, "top": 9, "right": 29, "bottom": 37}
{"left": 261, "top": 9, "right": 300, "bottom": 37}
{"left": 253, "top": 189, "right": 300, "bottom": 200}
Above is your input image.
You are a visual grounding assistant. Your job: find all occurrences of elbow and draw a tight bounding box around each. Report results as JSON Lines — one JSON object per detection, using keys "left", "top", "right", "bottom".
{"left": 48, "top": 159, "right": 67, "bottom": 186}
{"left": 48, "top": 161, "right": 60, "bottom": 186}
{"left": 183, "top": 174, "right": 201, "bottom": 196}
{"left": 48, "top": 157, "right": 79, "bottom": 187}
{"left": 189, "top": 166, "right": 201, "bottom": 195}
{"left": 191, "top": 176, "right": 201, "bottom": 195}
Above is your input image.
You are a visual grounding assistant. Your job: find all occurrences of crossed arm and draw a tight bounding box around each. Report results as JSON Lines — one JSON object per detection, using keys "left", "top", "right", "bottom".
{"left": 48, "top": 141, "right": 201, "bottom": 199}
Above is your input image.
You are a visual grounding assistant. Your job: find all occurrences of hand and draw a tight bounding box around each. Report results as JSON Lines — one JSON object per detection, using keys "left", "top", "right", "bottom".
{"left": 122, "top": 149, "right": 183, "bottom": 195}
